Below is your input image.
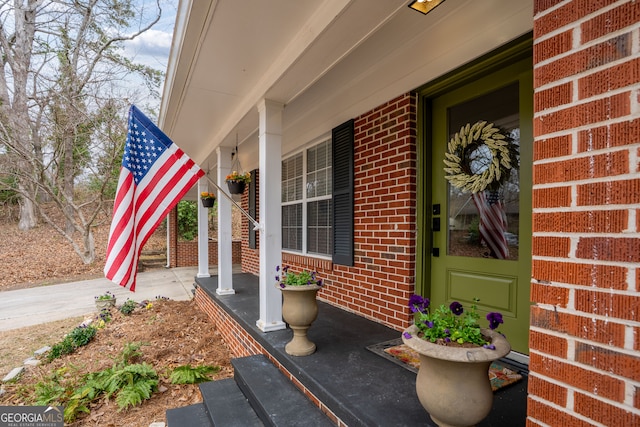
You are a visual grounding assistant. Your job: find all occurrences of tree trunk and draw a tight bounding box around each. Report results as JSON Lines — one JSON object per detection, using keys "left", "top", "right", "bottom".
{"left": 18, "top": 193, "right": 36, "bottom": 231}
{"left": 80, "top": 228, "right": 95, "bottom": 264}
{"left": 63, "top": 133, "right": 76, "bottom": 235}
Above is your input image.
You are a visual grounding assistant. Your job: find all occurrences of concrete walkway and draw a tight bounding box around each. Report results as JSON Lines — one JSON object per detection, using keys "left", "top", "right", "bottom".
{"left": 0, "top": 267, "right": 204, "bottom": 332}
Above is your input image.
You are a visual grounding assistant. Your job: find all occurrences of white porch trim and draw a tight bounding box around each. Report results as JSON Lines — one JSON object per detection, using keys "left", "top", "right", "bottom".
{"left": 216, "top": 146, "right": 235, "bottom": 295}
{"left": 196, "top": 178, "right": 210, "bottom": 278}
{"left": 256, "top": 99, "right": 286, "bottom": 332}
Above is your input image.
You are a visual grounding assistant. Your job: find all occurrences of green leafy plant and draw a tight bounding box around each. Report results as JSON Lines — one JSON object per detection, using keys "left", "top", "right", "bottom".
{"left": 47, "top": 325, "right": 97, "bottom": 362}
{"left": 33, "top": 366, "right": 89, "bottom": 423}
{"left": 406, "top": 296, "right": 504, "bottom": 348}
{"left": 33, "top": 367, "right": 73, "bottom": 406}
{"left": 225, "top": 170, "right": 251, "bottom": 183}
{"left": 275, "top": 265, "right": 323, "bottom": 288}
{"left": 119, "top": 342, "right": 145, "bottom": 365}
{"left": 177, "top": 200, "right": 198, "bottom": 241}
{"left": 120, "top": 299, "right": 137, "bottom": 315}
{"left": 69, "top": 343, "right": 157, "bottom": 416}
{"left": 106, "top": 363, "right": 159, "bottom": 410}
{"left": 95, "top": 291, "right": 115, "bottom": 301}
{"left": 169, "top": 364, "right": 221, "bottom": 384}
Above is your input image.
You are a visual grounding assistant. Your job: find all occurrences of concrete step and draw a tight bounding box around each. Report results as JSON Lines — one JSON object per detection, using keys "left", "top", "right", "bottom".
{"left": 232, "top": 355, "right": 334, "bottom": 427}
{"left": 138, "top": 251, "right": 167, "bottom": 271}
{"left": 200, "top": 379, "right": 263, "bottom": 426}
{"left": 167, "top": 355, "right": 333, "bottom": 427}
{"left": 166, "top": 403, "right": 213, "bottom": 427}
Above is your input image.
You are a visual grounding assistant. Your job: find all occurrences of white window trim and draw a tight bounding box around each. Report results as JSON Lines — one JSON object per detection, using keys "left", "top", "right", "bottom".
{"left": 281, "top": 135, "right": 332, "bottom": 260}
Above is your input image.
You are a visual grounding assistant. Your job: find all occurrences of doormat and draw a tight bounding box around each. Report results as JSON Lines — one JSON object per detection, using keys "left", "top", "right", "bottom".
{"left": 366, "top": 338, "right": 523, "bottom": 392}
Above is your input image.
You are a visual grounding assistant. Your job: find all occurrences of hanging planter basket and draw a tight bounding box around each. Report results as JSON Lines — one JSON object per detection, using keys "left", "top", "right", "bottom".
{"left": 200, "top": 192, "right": 216, "bottom": 208}
{"left": 201, "top": 198, "right": 215, "bottom": 208}
{"left": 227, "top": 180, "right": 246, "bottom": 195}
{"left": 225, "top": 139, "right": 250, "bottom": 195}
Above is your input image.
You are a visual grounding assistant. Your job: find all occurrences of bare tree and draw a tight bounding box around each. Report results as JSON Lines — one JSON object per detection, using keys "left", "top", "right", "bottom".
{"left": 0, "top": 0, "right": 163, "bottom": 263}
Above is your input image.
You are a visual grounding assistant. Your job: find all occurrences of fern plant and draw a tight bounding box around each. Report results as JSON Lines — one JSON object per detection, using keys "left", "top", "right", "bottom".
{"left": 33, "top": 367, "right": 71, "bottom": 406}
{"left": 169, "top": 364, "right": 220, "bottom": 384}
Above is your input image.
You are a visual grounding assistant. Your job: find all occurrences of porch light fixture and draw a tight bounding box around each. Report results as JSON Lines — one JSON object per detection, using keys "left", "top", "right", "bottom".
{"left": 408, "top": 0, "right": 445, "bottom": 15}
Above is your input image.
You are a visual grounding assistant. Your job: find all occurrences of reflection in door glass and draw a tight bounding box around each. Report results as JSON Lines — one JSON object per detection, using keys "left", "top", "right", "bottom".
{"left": 446, "top": 83, "right": 520, "bottom": 260}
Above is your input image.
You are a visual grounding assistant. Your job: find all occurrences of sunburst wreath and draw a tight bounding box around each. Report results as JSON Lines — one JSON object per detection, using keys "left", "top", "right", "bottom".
{"left": 443, "top": 120, "right": 518, "bottom": 193}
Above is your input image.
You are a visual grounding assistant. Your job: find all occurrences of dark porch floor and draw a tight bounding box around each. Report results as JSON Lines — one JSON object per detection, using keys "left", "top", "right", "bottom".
{"left": 196, "top": 273, "right": 528, "bottom": 427}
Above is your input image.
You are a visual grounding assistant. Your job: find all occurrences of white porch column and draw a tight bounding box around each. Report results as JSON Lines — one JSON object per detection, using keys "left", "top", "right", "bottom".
{"left": 216, "top": 146, "right": 235, "bottom": 295}
{"left": 196, "top": 177, "right": 210, "bottom": 278}
{"left": 256, "top": 99, "right": 286, "bottom": 332}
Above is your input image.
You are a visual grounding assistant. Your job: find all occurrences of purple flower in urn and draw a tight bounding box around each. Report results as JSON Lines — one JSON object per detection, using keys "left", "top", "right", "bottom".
{"left": 487, "top": 312, "right": 504, "bottom": 330}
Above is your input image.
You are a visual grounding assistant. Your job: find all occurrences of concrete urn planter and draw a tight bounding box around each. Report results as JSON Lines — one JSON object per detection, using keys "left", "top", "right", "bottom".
{"left": 279, "top": 284, "right": 321, "bottom": 356}
{"left": 402, "top": 325, "right": 510, "bottom": 427}
{"left": 95, "top": 298, "right": 116, "bottom": 310}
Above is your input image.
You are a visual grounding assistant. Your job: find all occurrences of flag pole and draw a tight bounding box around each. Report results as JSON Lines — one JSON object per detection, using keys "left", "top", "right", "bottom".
{"left": 205, "top": 175, "right": 262, "bottom": 232}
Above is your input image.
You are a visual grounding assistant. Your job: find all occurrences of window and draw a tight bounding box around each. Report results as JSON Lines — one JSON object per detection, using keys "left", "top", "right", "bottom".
{"left": 282, "top": 140, "right": 332, "bottom": 256}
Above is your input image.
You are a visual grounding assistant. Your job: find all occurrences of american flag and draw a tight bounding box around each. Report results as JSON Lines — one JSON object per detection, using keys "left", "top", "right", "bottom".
{"left": 104, "top": 105, "right": 204, "bottom": 291}
{"left": 471, "top": 190, "right": 509, "bottom": 259}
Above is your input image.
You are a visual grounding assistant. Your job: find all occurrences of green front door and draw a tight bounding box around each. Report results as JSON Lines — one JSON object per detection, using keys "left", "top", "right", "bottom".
{"left": 424, "top": 56, "right": 532, "bottom": 354}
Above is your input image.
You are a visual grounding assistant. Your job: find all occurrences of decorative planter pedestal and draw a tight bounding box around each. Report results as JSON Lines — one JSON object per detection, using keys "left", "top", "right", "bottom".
{"left": 226, "top": 180, "right": 246, "bottom": 195}
{"left": 402, "top": 325, "right": 510, "bottom": 427}
{"left": 95, "top": 298, "right": 116, "bottom": 310}
{"left": 279, "top": 284, "right": 321, "bottom": 356}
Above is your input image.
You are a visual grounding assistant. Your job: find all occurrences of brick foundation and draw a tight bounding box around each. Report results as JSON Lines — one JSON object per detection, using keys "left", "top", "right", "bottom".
{"left": 195, "top": 287, "right": 346, "bottom": 426}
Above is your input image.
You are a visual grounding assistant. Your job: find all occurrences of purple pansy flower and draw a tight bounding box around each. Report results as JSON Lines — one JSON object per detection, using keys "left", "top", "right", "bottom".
{"left": 486, "top": 312, "right": 503, "bottom": 330}
{"left": 403, "top": 332, "right": 412, "bottom": 339}
{"left": 449, "top": 301, "right": 463, "bottom": 316}
{"left": 408, "top": 294, "right": 429, "bottom": 313}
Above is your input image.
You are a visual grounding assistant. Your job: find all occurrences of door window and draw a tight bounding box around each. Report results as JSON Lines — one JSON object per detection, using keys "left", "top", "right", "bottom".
{"left": 446, "top": 83, "right": 520, "bottom": 260}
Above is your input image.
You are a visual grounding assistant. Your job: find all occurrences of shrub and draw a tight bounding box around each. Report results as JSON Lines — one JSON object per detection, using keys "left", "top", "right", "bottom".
{"left": 47, "top": 325, "right": 97, "bottom": 362}
{"left": 177, "top": 200, "right": 197, "bottom": 241}
{"left": 120, "top": 299, "right": 137, "bottom": 315}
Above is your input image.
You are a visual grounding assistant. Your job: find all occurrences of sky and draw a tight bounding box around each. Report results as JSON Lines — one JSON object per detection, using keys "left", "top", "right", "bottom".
{"left": 120, "top": 0, "right": 178, "bottom": 104}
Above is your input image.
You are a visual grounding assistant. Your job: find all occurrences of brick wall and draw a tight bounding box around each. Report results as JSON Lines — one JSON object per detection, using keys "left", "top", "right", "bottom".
{"left": 529, "top": 1, "right": 640, "bottom": 426}
{"left": 167, "top": 206, "right": 242, "bottom": 267}
{"left": 241, "top": 174, "right": 260, "bottom": 274}
{"left": 241, "top": 93, "right": 418, "bottom": 331}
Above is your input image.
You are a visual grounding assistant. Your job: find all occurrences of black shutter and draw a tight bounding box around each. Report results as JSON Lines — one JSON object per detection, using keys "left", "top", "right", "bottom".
{"left": 332, "top": 119, "right": 354, "bottom": 266}
{"left": 249, "top": 169, "right": 257, "bottom": 249}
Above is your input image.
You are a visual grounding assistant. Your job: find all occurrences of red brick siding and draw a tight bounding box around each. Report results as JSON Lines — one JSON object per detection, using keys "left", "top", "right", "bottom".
{"left": 173, "top": 239, "right": 242, "bottom": 267}
{"left": 167, "top": 206, "right": 242, "bottom": 267}
{"left": 241, "top": 174, "right": 260, "bottom": 275}
{"left": 283, "top": 94, "right": 417, "bottom": 331}
{"left": 530, "top": 1, "right": 640, "bottom": 425}
{"left": 195, "top": 288, "right": 347, "bottom": 426}
{"left": 239, "top": 93, "right": 418, "bottom": 332}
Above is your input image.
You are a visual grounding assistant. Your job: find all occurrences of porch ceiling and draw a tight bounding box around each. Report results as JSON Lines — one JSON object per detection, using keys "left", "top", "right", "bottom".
{"left": 160, "top": 0, "right": 533, "bottom": 185}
